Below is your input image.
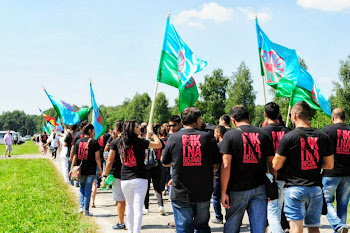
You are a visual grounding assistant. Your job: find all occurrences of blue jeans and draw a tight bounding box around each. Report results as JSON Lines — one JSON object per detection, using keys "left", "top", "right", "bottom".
{"left": 212, "top": 176, "right": 223, "bottom": 221}
{"left": 323, "top": 177, "right": 350, "bottom": 232}
{"left": 172, "top": 200, "right": 211, "bottom": 233}
{"left": 284, "top": 186, "right": 323, "bottom": 227}
{"left": 268, "top": 180, "right": 285, "bottom": 233}
{"left": 224, "top": 185, "right": 267, "bottom": 233}
{"left": 79, "top": 175, "right": 95, "bottom": 212}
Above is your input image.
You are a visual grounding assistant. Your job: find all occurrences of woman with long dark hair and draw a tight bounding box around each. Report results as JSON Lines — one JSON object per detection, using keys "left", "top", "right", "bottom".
{"left": 118, "top": 120, "right": 162, "bottom": 233}
{"left": 70, "top": 123, "right": 102, "bottom": 216}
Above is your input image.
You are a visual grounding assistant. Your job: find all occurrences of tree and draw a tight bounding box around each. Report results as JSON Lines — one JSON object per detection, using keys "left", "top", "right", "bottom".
{"left": 170, "top": 98, "right": 180, "bottom": 116}
{"left": 226, "top": 62, "right": 256, "bottom": 120}
{"left": 126, "top": 93, "right": 151, "bottom": 123}
{"left": 144, "top": 92, "right": 171, "bottom": 124}
{"left": 196, "top": 69, "right": 229, "bottom": 124}
{"left": 252, "top": 105, "right": 265, "bottom": 127}
{"left": 332, "top": 55, "right": 350, "bottom": 124}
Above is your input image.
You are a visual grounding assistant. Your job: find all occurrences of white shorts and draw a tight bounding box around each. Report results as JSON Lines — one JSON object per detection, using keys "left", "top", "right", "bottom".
{"left": 6, "top": 145, "right": 12, "bottom": 152}
{"left": 112, "top": 178, "right": 125, "bottom": 202}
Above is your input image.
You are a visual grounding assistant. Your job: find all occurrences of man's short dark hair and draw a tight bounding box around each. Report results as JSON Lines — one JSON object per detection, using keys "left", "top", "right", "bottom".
{"left": 169, "top": 115, "right": 181, "bottom": 124}
{"left": 230, "top": 105, "right": 249, "bottom": 122}
{"left": 79, "top": 120, "right": 88, "bottom": 130}
{"left": 265, "top": 102, "right": 280, "bottom": 120}
{"left": 181, "top": 107, "right": 201, "bottom": 125}
{"left": 220, "top": 114, "right": 230, "bottom": 125}
{"left": 215, "top": 125, "right": 227, "bottom": 137}
{"left": 292, "top": 101, "right": 312, "bottom": 120}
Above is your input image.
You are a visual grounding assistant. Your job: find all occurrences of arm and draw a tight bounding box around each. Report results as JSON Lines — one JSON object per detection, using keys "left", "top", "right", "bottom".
{"left": 268, "top": 156, "right": 277, "bottom": 178}
{"left": 103, "top": 149, "right": 115, "bottom": 176}
{"left": 221, "top": 153, "right": 232, "bottom": 209}
{"left": 147, "top": 125, "right": 162, "bottom": 149}
{"left": 95, "top": 150, "right": 102, "bottom": 177}
{"left": 272, "top": 153, "right": 286, "bottom": 171}
{"left": 69, "top": 145, "right": 75, "bottom": 162}
{"left": 323, "top": 155, "right": 334, "bottom": 169}
{"left": 213, "top": 164, "right": 219, "bottom": 175}
{"left": 103, "top": 143, "right": 110, "bottom": 159}
{"left": 69, "top": 154, "right": 77, "bottom": 176}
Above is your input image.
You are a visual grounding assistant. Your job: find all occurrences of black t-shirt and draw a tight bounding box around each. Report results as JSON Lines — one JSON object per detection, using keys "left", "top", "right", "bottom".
{"left": 64, "top": 132, "right": 73, "bottom": 157}
{"left": 277, "top": 127, "right": 333, "bottom": 187}
{"left": 109, "top": 138, "right": 123, "bottom": 179}
{"left": 214, "top": 141, "right": 223, "bottom": 179}
{"left": 322, "top": 123, "right": 350, "bottom": 177}
{"left": 263, "top": 123, "right": 290, "bottom": 180}
{"left": 120, "top": 137, "right": 150, "bottom": 180}
{"left": 162, "top": 128, "right": 221, "bottom": 203}
{"left": 73, "top": 131, "right": 84, "bottom": 145}
{"left": 104, "top": 136, "right": 114, "bottom": 152}
{"left": 41, "top": 134, "right": 48, "bottom": 143}
{"left": 220, "top": 125, "right": 275, "bottom": 192}
{"left": 73, "top": 137, "right": 100, "bottom": 176}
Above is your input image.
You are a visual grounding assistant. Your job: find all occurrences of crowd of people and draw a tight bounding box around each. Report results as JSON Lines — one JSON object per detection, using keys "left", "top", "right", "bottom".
{"left": 33, "top": 101, "right": 350, "bottom": 233}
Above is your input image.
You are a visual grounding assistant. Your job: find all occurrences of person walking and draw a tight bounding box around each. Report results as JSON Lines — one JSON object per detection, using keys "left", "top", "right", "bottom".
{"left": 59, "top": 130, "right": 70, "bottom": 183}
{"left": 48, "top": 132, "right": 60, "bottom": 160}
{"left": 70, "top": 123, "right": 102, "bottom": 216}
{"left": 102, "top": 121, "right": 126, "bottom": 230}
{"left": 41, "top": 131, "right": 48, "bottom": 155}
{"left": 220, "top": 105, "right": 275, "bottom": 233}
{"left": 262, "top": 102, "right": 290, "bottom": 233}
{"left": 118, "top": 121, "right": 162, "bottom": 233}
{"left": 322, "top": 108, "right": 350, "bottom": 233}
{"left": 4, "top": 130, "right": 13, "bottom": 157}
{"left": 162, "top": 107, "right": 221, "bottom": 233}
{"left": 273, "top": 101, "right": 334, "bottom": 233}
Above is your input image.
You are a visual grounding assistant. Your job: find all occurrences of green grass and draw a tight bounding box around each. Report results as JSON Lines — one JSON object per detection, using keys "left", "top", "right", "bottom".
{"left": 0, "top": 159, "right": 98, "bottom": 233}
{"left": 0, "top": 142, "right": 40, "bottom": 155}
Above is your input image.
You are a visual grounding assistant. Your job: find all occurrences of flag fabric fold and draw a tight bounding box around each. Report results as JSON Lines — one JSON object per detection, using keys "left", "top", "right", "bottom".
{"left": 39, "top": 108, "right": 59, "bottom": 126}
{"left": 90, "top": 82, "right": 107, "bottom": 140}
{"left": 157, "top": 17, "right": 207, "bottom": 112}
{"left": 256, "top": 18, "right": 331, "bottom": 116}
{"left": 44, "top": 89, "right": 90, "bottom": 125}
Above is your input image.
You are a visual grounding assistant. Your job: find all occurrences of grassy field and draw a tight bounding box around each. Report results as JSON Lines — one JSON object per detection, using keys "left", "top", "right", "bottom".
{"left": 0, "top": 142, "right": 40, "bottom": 155}
{"left": 0, "top": 159, "right": 98, "bottom": 232}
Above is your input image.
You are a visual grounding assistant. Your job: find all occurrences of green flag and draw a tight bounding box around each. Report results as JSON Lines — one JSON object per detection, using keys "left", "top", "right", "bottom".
{"left": 157, "top": 17, "right": 207, "bottom": 112}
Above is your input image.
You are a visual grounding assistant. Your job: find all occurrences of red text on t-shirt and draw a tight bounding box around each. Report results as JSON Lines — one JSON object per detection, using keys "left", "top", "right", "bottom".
{"left": 242, "top": 133, "right": 261, "bottom": 163}
{"left": 336, "top": 129, "right": 350, "bottom": 155}
{"left": 271, "top": 131, "right": 285, "bottom": 153}
{"left": 78, "top": 142, "right": 89, "bottom": 160}
{"left": 182, "top": 135, "right": 202, "bottom": 166}
{"left": 123, "top": 146, "right": 137, "bottom": 167}
{"left": 300, "top": 137, "right": 319, "bottom": 170}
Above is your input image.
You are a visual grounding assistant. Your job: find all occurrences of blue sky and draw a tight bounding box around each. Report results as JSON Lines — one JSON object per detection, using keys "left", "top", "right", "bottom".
{"left": 0, "top": 0, "right": 349, "bottom": 115}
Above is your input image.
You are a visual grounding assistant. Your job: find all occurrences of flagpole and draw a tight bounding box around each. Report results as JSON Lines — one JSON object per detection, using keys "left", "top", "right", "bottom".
{"left": 256, "top": 16, "right": 267, "bottom": 105}
{"left": 146, "top": 81, "right": 159, "bottom": 139}
{"left": 285, "top": 91, "right": 294, "bottom": 127}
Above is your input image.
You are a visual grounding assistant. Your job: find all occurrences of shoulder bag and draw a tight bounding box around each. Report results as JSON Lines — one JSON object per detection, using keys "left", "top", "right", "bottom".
{"left": 237, "top": 128, "right": 279, "bottom": 200}
{"left": 70, "top": 138, "right": 92, "bottom": 181}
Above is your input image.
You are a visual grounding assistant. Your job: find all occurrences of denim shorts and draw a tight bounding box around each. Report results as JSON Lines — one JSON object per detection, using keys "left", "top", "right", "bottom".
{"left": 284, "top": 186, "right": 323, "bottom": 227}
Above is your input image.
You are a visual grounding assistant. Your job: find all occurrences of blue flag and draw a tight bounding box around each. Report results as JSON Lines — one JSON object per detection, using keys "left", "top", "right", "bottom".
{"left": 44, "top": 89, "right": 90, "bottom": 126}
{"left": 90, "top": 82, "right": 107, "bottom": 140}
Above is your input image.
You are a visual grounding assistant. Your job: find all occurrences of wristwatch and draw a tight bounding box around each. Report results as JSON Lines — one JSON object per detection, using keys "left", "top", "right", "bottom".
{"left": 149, "top": 132, "right": 154, "bottom": 136}
{"left": 103, "top": 175, "right": 108, "bottom": 178}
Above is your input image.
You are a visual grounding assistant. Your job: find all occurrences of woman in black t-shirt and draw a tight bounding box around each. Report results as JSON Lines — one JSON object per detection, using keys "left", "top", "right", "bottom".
{"left": 70, "top": 124, "right": 102, "bottom": 216}
{"left": 118, "top": 121, "right": 162, "bottom": 233}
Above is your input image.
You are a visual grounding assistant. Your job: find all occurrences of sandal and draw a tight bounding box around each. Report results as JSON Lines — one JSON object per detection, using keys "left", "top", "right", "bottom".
{"left": 91, "top": 204, "right": 96, "bottom": 208}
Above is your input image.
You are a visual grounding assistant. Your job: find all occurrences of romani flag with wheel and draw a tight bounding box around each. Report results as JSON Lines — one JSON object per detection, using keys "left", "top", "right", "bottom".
{"left": 157, "top": 14, "right": 207, "bottom": 112}
{"left": 255, "top": 18, "right": 331, "bottom": 116}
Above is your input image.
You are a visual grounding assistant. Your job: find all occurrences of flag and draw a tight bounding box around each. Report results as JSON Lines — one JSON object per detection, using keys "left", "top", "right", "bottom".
{"left": 46, "top": 122, "right": 55, "bottom": 133}
{"left": 256, "top": 18, "right": 331, "bottom": 116}
{"left": 56, "top": 117, "right": 63, "bottom": 132}
{"left": 256, "top": 18, "right": 299, "bottom": 97}
{"left": 44, "top": 89, "right": 90, "bottom": 125}
{"left": 39, "top": 108, "right": 59, "bottom": 126}
{"left": 90, "top": 82, "right": 107, "bottom": 140}
{"left": 157, "top": 16, "right": 207, "bottom": 112}
{"left": 42, "top": 125, "right": 49, "bottom": 134}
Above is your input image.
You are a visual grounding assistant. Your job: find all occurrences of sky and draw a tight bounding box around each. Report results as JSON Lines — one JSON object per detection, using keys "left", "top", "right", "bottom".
{"left": 0, "top": 0, "right": 349, "bottom": 115}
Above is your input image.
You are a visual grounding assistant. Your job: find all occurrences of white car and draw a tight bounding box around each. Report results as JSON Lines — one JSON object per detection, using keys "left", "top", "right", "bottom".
{"left": 0, "top": 131, "right": 25, "bottom": 145}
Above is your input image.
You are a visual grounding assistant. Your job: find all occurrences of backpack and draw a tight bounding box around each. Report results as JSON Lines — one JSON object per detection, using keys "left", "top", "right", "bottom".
{"left": 144, "top": 148, "right": 159, "bottom": 170}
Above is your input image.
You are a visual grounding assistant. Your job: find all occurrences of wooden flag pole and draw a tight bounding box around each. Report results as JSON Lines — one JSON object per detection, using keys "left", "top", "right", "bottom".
{"left": 146, "top": 81, "right": 159, "bottom": 139}
{"left": 286, "top": 105, "right": 292, "bottom": 127}
{"left": 261, "top": 76, "right": 267, "bottom": 105}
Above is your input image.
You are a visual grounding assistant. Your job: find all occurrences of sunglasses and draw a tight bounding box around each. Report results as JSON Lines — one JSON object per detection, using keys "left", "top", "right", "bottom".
{"left": 168, "top": 124, "right": 178, "bottom": 128}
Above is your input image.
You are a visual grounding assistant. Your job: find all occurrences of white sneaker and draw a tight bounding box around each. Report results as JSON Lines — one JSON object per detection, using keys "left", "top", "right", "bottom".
{"left": 143, "top": 208, "right": 149, "bottom": 215}
{"left": 159, "top": 206, "right": 165, "bottom": 216}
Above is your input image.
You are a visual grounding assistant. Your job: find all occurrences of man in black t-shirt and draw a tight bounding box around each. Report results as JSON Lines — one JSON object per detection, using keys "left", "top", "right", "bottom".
{"left": 262, "top": 102, "right": 290, "bottom": 233}
{"left": 41, "top": 132, "right": 48, "bottom": 155}
{"left": 162, "top": 107, "right": 221, "bottom": 233}
{"left": 273, "top": 101, "right": 334, "bottom": 233}
{"left": 220, "top": 105, "right": 275, "bottom": 233}
{"left": 322, "top": 108, "right": 350, "bottom": 233}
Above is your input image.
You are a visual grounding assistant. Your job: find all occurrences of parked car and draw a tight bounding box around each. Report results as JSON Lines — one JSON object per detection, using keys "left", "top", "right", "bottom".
{"left": 24, "top": 135, "right": 31, "bottom": 141}
{"left": 0, "top": 131, "right": 26, "bottom": 145}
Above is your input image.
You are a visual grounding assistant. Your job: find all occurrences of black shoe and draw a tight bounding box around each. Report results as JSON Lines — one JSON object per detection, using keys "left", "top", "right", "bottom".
{"left": 113, "top": 222, "right": 126, "bottom": 230}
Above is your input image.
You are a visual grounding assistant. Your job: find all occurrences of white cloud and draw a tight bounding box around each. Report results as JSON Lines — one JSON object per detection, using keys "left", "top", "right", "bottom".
{"left": 173, "top": 2, "right": 233, "bottom": 27}
{"left": 173, "top": 3, "right": 272, "bottom": 28}
{"left": 237, "top": 7, "right": 272, "bottom": 23}
{"left": 297, "top": 0, "right": 350, "bottom": 12}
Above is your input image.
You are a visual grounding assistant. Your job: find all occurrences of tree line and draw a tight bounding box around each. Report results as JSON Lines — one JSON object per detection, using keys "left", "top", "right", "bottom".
{"left": 1, "top": 55, "right": 349, "bottom": 135}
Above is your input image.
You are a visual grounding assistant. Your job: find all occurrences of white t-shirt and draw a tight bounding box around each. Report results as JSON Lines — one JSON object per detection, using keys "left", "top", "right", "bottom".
{"left": 4, "top": 133, "right": 12, "bottom": 145}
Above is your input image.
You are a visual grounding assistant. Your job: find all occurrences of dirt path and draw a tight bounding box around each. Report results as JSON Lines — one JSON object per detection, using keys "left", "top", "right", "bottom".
{"left": 2, "top": 153, "right": 333, "bottom": 233}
